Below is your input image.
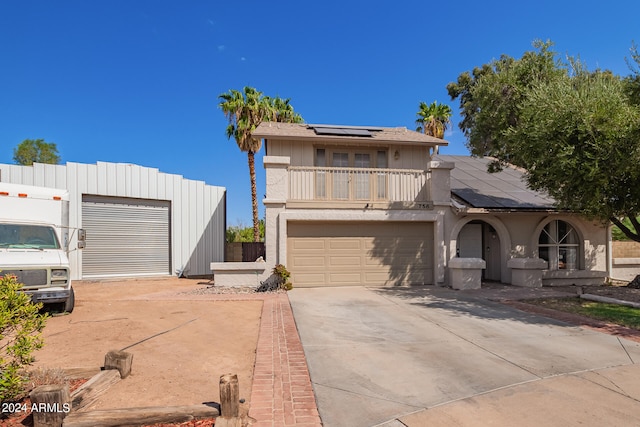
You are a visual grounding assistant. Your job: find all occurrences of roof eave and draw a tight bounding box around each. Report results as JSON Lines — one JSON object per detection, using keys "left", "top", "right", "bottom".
{"left": 253, "top": 134, "right": 447, "bottom": 147}
{"left": 456, "top": 206, "right": 560, "bottom": 214}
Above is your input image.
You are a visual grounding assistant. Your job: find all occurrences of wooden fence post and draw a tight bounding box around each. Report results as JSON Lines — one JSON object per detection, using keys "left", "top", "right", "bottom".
{"left": 30, "top": 384, "right": 70, "bottom": 427}
{"left": 217, "top": 374, "right": 241, "bottom": 427}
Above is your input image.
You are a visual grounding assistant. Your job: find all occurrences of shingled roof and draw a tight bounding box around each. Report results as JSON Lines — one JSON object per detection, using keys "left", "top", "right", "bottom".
{"left": 253, "top": 122, "right": 448, "bottom": 147}
{"left": 438, "top": 155, "right": 556, "bottom": 210}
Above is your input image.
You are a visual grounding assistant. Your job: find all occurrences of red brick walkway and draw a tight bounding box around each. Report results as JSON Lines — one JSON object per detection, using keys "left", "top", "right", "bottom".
{"left": 249, "top": 293, "right": 322, "bottom": 426}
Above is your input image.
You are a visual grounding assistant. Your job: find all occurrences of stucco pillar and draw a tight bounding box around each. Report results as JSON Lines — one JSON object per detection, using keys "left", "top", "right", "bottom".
{"left": 449, "top": 257, "right": 486, "bottom": 290}
{"left": 428, "top": 160, "right": 455, "bottom": 205}
{"left": 263, "top": 156, "right": 290, "bottom": 268}
{"left": 507, "top": 258, "right": 547, "bottom": 287}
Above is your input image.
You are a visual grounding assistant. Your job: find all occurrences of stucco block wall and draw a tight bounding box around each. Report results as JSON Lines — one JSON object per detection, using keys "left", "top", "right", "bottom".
{"left": 499, "top": 214, "right": 607, "bottom": 271}
{"left": 499, "top": 214, "right": 542, "bottom": 257}
{"left": 446, "top": 212, "right": 608, "bottom": 286}
{"left": 613, "top": 241, "right": 640, "bottom": 258}
{"left": 266, "top": 140, "right": 314, "bottom": 166}
{"left": 611, "top": 241, "right": 640, "bottom": 281}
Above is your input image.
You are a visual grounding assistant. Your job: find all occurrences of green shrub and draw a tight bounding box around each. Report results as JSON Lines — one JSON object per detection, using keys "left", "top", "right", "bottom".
{"left": 612, "top": 217, "right": 640, "bottom": 241}
{"left": 272, "top": 264, "right": 293, "bottom": 291}
{"left": 226, "top": 220, "right": 265, "bottom": 242}
{"left": 0, "top": 274, "right": 48, "bottom": 402}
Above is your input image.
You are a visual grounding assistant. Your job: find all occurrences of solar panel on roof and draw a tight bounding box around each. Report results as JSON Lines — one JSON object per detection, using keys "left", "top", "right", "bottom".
{"left": 442, "top": 154, "right": 556, "bottom": 210}
{"left": 308, "top": 124, "right": 385, "bottom": 131}
{"left": 312, "top": 127, "right": 373, "bottom": 137}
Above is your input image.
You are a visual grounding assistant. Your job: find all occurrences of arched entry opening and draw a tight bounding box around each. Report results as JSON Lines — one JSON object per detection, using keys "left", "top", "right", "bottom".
{"left": 457, "top": 220, "right": 501, "bottom": 282}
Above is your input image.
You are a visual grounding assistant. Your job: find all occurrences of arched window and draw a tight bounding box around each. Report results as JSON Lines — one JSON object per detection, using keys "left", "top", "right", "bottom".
{"left": 538, "top": 220, "right": 581, "bottom": 270}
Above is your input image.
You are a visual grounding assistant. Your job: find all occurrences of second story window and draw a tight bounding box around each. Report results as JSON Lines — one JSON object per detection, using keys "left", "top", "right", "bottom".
{"left": 313, "top": 148, "right": 389, "bottom": 201}
{"left": 314, "top": 148, "right": 388, "bottom": 168}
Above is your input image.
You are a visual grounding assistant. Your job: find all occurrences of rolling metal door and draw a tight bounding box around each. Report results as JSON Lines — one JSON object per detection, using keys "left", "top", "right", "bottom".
{"left": 82, "top": 195, "right": 171, "bottom": 278}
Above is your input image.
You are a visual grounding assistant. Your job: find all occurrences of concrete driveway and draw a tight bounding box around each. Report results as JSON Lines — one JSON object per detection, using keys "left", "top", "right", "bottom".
{"left": 288, "top": 286, "right": 640, "bottom": 427}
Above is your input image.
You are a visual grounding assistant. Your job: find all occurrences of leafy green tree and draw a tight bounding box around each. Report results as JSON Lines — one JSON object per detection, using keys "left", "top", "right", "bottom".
{"left": 613, "top": 217, "right": 640, "bottom": 241}
{"left": 507, "top": 66, "right": 640, "bottom": 241}
{"left": 624, "top": 41, "right": 640, "bottom": 106}
{"left": 447, "top": 40, "right": 564, "bottom": 169}
{"left": 415, "top": 101, "right": 452, "bottom": 146}
{"left": 226, "top": 220, "right": 265, "bottom": 243}
{"left": 219, "top": 87, "right": 303, "bottom": 242}
{"left": 0, "top": 274, "right": 48, "bottom": 402}
{"left": 448, "top": 41, "right": 640, "bottom": 242}
{"left": 13, "top": 139, "right": 61, "bottom": 165}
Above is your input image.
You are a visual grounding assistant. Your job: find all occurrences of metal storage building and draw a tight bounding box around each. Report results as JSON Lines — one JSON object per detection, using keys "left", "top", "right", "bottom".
{"left": 0, "top": 161, "right": 226, "bottom": 280}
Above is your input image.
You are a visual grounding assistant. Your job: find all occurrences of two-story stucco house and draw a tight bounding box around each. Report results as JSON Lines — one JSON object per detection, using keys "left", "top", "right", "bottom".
{"left": 251, "top": 122, "right": 609, "bottom": 288}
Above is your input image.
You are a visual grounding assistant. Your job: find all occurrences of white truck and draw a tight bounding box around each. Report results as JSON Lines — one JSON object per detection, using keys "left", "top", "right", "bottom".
{"left": 0, "top": 183, "right": 81, "bottom": 312}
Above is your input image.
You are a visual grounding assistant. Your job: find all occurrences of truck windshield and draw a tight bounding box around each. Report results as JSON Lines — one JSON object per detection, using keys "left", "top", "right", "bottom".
{"left": 0, "top": 224, "right": 60, "bottom": 249}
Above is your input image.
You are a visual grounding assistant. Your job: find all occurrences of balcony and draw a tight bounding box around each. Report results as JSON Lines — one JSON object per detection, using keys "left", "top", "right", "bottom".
{"left": 288, "top": 166, "right": 431, "bottom": 207}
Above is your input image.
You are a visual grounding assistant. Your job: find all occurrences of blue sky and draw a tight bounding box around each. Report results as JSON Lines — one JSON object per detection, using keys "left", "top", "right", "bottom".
{"left": 1, "top": 1, "right": 638, "bottom": 226}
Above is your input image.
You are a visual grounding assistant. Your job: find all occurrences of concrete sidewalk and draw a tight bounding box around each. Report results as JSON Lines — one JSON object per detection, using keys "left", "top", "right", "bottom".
{"left": 289, "top": 285, "right": 640, "bottom": 427}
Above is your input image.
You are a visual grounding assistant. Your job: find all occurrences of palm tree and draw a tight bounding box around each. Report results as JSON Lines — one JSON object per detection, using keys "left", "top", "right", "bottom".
{"left": 219, "top": 87, "right": 303, "bottom": 242}
{"left": 266, "top": 96, "right": 303, "bottom": 123}
{"left": 415, "top": 101, "right": 452, "bottom": 154}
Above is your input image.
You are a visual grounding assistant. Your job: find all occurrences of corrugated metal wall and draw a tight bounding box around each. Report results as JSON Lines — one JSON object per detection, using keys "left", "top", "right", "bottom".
{"left": 0, "top": 162, "right": 226, "bottom": 279}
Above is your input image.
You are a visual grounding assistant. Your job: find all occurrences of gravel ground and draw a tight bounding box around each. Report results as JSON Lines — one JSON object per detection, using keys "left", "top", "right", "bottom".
{"left": 179, "top": 285, "right": 286, "bottom": 295}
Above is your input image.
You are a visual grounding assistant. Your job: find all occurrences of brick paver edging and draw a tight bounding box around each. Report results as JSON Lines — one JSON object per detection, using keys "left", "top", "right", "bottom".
{"left": 249, "top": 293, "right": 322, "bottom": 426}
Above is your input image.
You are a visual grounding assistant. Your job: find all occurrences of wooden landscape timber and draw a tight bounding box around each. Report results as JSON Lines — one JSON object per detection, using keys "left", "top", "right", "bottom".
{"left": 62, "top": 367, "right": 101, "bottom": 380}
{"left": 70, "top": 370, "right": 121, "bottom": 412}
{"left": 103, "top": 350, "right": 134, "bottom": 379}
{"left": 62, "top": 404, "right": 219, "bottom": 427}
{"left": 30, "top": 351, "right": 241, "bottom": 427}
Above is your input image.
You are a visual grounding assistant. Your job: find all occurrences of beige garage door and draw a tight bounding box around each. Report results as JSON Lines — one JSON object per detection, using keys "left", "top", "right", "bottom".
{"left": 287, "top": 221, "right": 434, "bottom": 287}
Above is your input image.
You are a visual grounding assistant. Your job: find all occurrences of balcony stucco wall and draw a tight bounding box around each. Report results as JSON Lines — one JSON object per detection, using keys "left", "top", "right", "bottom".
{"left": 266, "top": 139, "right": 431, "bottom": 170}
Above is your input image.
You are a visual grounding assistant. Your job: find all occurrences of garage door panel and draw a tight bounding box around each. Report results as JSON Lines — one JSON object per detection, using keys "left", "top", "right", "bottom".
{"left": 364, "top": 271, "right": 392, "bottom": 283}
{"left": 329, "top": 256, "right": 361, "bottom": 267}
{"left": 329, "top": 239, "right": 361, "bottom": 250}
{"left": 291, "top": 255, "right": 327, "bottom": 267}
{"left": 329, "top": 272, "right": 362, "bottom": 284}
{"left": 363, "top": 256, "right": 384, "bottom": 267}
{"left": 295, "top": 273, "right": 328, "bottom": 286}
{"left": 288, "top": 221, "right": 434, "bottom": 287}
{"left": 291, "top": 239, "right": 326, "bottom": 251}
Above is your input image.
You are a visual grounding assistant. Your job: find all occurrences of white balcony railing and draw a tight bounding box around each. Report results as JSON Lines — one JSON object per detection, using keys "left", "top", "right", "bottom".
{"left": 288, "top": 166, "right": 431, "bottom": 202}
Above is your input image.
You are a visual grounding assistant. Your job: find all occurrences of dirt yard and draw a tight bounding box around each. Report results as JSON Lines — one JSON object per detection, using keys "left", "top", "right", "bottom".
{"left": 32, "top": 277, "right": 263, "bottom": 410}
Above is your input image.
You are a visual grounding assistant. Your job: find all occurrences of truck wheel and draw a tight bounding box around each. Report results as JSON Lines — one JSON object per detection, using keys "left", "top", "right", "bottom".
{"left": 64, "top": 287, "right": 75, "bottom": 313}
